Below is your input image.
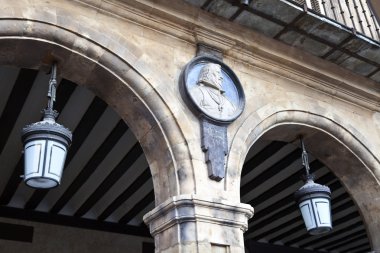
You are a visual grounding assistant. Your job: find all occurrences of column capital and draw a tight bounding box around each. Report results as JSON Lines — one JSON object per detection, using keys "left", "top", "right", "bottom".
{"left": 143, "top": 194, "right": 254, "bottom": 236}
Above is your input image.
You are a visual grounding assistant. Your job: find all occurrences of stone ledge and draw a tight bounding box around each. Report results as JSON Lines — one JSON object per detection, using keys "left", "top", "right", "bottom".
{"left": 143, "top": 194, "right": 254, "bottom": 236}
{"left": 77, "top": 0, "right": 380, "bottom": 111}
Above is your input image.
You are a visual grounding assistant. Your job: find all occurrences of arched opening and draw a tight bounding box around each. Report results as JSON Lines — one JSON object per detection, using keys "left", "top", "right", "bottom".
{"left": 0, "top": 2, "right": 205, "bottom": 250}
{"left": 242, "top": 138, "right": 371, "bottom": 252}
{"left": 0, "top": 34, "right": 189, "bottom": 204}
{"left": 0, "top": 65, "right": 160, "bottom": 250}
{"left": 234, "top": 111, "right": 380, "bottom": 252}
{"left": 0, "top": 6, "right": 193, "bottom": 251}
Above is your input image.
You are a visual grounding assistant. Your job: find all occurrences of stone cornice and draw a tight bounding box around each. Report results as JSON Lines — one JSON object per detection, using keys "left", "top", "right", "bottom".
{"left": 143, "top": 194, "right": 254, "bottom": 235}
{"left": 76, "top": 0, "right": 380, "bottom": 111}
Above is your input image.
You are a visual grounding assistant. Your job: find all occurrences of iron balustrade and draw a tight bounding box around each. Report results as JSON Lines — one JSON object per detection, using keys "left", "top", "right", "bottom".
{"left": 289, "top": 0, "right": 380, "bottom": 42}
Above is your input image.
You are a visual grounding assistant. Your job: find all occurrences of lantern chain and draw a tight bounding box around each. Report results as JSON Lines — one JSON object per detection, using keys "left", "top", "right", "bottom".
{"left": 300, "top": 137, "right": 311, "bottom": 177}
{"left": 43, "top": 63, "right": 59, "bottom": 120}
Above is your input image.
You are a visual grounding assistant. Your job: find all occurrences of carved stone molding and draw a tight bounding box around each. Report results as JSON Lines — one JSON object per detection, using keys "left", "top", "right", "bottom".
{"left": 143, "top": 194, "right": 254, "bottom": 236}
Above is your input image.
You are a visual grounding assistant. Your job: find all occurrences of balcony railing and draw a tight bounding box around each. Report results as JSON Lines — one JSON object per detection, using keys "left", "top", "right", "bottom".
{"left": 290, "top": 0, "right": 380, "bottom": 42}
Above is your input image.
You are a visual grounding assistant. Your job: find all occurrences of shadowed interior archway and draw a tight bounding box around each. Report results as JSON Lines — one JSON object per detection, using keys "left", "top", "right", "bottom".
{"left": 0, "top": 66, "right": 158, "bottom": 235}
{"left": 231, "top": 110, "right": 380, "bottom": 252}
{"left": 241, "top": 136, "right": 371, "bottom": 252}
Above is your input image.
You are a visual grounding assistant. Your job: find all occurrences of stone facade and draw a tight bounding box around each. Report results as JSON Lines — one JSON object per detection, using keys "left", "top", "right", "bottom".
{"left": 0, "top": 0, "right": 378, "bottom": 252}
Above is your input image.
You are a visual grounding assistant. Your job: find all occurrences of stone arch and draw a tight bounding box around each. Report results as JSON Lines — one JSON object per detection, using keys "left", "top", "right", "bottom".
{"left": 229, "top": 109, "right": 380, "bottom": 250}
{"left": 0, "top": 2, "right": 195, "bottom": 205}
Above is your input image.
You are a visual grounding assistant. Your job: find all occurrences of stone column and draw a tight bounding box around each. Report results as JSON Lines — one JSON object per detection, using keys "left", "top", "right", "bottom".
{"left": 143, "top": 194, "right": 254, "bottom": 253}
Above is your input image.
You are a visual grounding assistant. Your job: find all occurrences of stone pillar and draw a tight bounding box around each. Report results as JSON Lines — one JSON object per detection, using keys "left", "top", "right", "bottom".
{"left": 143, "top": 194, "right": 254, "bottom": 253}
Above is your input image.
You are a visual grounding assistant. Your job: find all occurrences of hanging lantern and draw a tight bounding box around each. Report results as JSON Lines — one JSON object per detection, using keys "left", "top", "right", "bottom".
{"left": 21, "top": 64, "right": 72, "bottom": 189}
{"left": 294, "top": 138, "right": 332, "bottom": 235}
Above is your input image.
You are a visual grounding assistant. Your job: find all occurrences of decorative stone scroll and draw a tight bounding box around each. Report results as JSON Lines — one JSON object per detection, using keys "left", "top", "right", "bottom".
{"left": 181, "top": 55, "right": 245, "bottom": 181}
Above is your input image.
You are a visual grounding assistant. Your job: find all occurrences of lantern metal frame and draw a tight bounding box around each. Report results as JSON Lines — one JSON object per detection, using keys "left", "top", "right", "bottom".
{"left": 21, "top": 64, "right": 72, "bottom": 189}
{"left": 294, "top": 137, "right": 332, "bottom": 235}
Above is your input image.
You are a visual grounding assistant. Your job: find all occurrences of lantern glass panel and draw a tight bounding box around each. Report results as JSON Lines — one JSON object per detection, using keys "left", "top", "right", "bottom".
{"left": 45, "top": 140, "right": 67, "bottom": 177}
{"left": 24, "top": 140, "right": 45, "bottom": 176}
{"left": 299, "top": 199, "right": 316, "bottom": 231}
{"left": 312, "top": 198, "right": 331, "bottom": 226}
{"left": 24, "top": 139, "right": 67, "bottom": 189}
{"left": 299, "top": 197, "right": 332, "bottom": 235}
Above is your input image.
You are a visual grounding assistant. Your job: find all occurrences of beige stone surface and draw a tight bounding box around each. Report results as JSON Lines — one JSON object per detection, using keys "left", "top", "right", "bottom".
{"left": 143, "top": 194, "right": 253, "bottom": 253}
{"left": 0, "top": 0, "right": 379, "bottom": 251}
